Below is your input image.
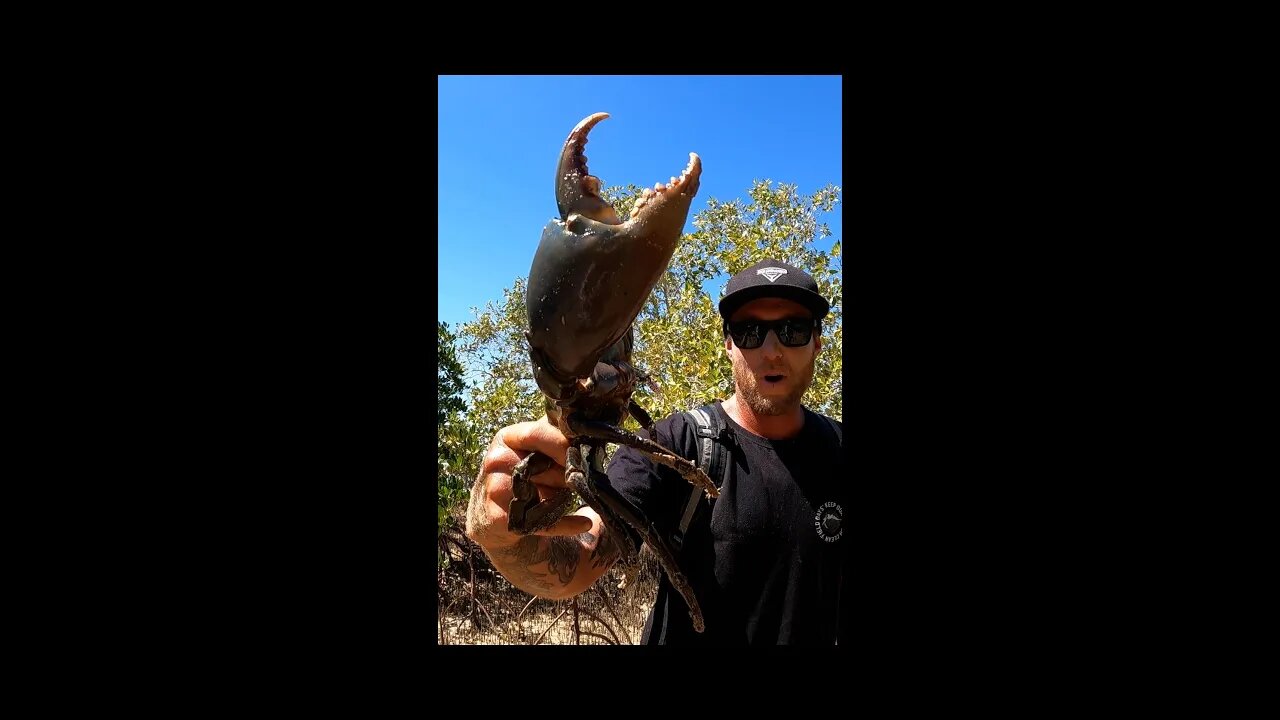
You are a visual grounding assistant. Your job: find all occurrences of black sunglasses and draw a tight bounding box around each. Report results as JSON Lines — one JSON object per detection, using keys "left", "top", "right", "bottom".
{"left": 724, "top": 318, "right": 817, "bottom": 349}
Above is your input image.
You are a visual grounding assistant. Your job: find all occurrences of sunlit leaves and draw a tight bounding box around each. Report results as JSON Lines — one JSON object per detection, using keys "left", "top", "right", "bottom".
{"left": 438, "top": 322, "right": 482, "bottom": 538}
{"left": 438, "top": 322, "right": 467, "bottom": 426}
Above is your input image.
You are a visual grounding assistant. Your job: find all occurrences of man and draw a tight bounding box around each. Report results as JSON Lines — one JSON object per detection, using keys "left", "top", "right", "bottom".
{"left": 465, "top": 259, "right": 845, "bottom": 645}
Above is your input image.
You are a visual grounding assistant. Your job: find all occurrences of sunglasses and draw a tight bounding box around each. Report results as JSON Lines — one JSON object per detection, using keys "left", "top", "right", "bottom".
{"left": 725, "top": 318, "right": 817, "bottom": 349}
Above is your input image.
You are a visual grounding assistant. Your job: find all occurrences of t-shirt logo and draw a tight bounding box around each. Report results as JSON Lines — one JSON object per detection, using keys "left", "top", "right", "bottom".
{"left": 814, "top": 501, "right": 843, "bottom": 542}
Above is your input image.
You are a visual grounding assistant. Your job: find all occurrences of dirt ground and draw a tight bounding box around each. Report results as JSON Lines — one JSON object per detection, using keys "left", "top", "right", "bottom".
{"left": 439, "top": 595, "right": 652, "bottom": 645}
{"left": 437, "top": 531, "right": 661, "bottom": 645}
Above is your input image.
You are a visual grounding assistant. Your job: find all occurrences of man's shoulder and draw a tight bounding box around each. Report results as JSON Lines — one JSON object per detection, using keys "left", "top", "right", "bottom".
{"left": 803, "top": 404, "right": 841, "bottom": 424}
{"left": 803, "top": 406, "right": 843, "bottom": 443}
{"left": 650, "top": 404, "right": 705, "bottom": 436}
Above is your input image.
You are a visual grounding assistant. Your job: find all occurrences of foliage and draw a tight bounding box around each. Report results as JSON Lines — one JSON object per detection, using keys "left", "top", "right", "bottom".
{"left": 438, "top": 321, "right": 480, "bottom": 564}
{"left": 438, "top": 321, "right": 466, "bottom": 426}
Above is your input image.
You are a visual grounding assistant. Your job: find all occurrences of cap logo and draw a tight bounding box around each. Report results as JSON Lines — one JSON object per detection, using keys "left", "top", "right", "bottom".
{"left": 756, "top": 267, "right": 787, "bottom": 282}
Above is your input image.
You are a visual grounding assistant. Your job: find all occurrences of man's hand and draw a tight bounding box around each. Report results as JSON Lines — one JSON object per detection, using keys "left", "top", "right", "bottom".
{"left": 465, "top": 418, "right": 600, "bottom": 595}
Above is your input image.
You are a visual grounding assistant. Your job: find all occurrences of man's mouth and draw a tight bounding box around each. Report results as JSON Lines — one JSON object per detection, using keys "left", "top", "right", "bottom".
{"left": 762, "top": 373, "right": 786, "bottom": 385}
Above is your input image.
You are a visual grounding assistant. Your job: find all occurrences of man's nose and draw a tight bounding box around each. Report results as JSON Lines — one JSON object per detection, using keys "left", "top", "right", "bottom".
{"left": 760, "top": 328, "right": 785, "bottom": 359}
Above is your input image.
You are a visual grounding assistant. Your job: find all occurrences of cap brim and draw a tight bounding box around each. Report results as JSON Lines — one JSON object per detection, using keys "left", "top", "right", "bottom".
{"left": 719, "top": 285, "right": 830, "bottom": 320}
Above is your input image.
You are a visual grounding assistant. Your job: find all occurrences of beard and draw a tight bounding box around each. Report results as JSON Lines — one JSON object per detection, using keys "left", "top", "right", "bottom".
{"left": 732, "top": 352, "right": 817, "bottom": 416}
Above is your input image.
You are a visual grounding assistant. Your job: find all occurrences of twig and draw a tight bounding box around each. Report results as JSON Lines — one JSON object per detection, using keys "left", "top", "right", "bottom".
{"left": 474, "top": 596, "right": 498, "bottom": 633}
{"left": 594, "top": 585, "right": 633, "bottom": 645}
{"left": 440, "top": 595, "right": 461, "bottom": 645}
{"left": 504, "top": 595, "right": 540, "bottom": 645}
{"left": 572, "top": 597, "right": 581, "bottom": 645}
{"left": 578, "top": 630, "right": 615, "bottom": 645}
{"left": 532, "top": 606, "right": 570, "bottom": 645}
{"left": 468, "top": 543, "right": 481, "bottom": 630}
{"left": 575, "top": 605, "right": 622, "bottom": 646}
{"left": 517, "top": 595, "right": 539, "bottom": 621}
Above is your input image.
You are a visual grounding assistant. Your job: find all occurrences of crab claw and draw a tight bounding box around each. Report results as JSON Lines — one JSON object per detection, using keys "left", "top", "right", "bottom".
{"left": 556, "top": 112, "right": 622, "bottom": 224}
{"left": 526, "top": 112, "right": 703, "bottom": 400}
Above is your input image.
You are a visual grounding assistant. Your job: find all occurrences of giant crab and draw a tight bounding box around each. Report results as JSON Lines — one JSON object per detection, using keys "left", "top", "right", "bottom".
{"left": 506, "top": 112, "right": 718, "bottom": 632}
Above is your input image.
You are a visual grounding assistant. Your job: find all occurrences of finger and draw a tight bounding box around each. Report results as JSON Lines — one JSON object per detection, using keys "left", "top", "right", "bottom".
{"left": 501, "top": 418, "right": 570, "bottom": 468}
{"left": 528, "top": 463, "right": 568, "bottom": 488}
{"left": 474, "top": 456, "right": 569, "bottom": 517}
{"left": 532, "top": 514, "right": 593, "bottom": 537}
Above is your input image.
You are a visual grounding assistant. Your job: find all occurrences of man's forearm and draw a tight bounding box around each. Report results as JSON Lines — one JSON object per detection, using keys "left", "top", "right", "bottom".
{"left": 482, "top": 514, "right": 625, "bottom": 600}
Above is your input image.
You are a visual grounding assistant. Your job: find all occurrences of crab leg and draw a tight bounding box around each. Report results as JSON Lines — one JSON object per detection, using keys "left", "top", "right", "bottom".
{"left": 566, "top": 443, "right": 707, "bottom": 633}
{"left": 566, "top": 416, "right": 719, "bottom": 499}
{"left": 507, "top": 451, "right": 575, "bottom": 535}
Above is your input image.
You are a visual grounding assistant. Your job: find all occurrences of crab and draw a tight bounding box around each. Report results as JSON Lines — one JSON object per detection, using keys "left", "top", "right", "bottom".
{"left": 506, "top": 112, "right": 717, "bottom": 632}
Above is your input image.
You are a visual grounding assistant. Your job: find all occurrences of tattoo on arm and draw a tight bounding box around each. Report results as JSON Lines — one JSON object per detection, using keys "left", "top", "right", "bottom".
{"left": 500, "top": 537, "right": 553, "bottom": 592}
{"left": 500, "top": 532, "right": 598, "bottom": 591}
{"left": 547, "top": 535, "right": 583, "bottom": 584}
{"left": 589, "top": 528, "right": 625, "bottom": 569}
{"left": 506, "top": 535, "right": 549, "bottom": 565}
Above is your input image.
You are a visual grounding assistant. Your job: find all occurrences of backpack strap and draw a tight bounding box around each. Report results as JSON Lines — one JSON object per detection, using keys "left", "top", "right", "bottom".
{"left": 822, "top": 415, "right": 842, "bottom": 446}
{"left": 672, "top": 409, "right": 840, "bottom": 551}
{"left": 672, "top": 403, "right": 732, "bottom": 551}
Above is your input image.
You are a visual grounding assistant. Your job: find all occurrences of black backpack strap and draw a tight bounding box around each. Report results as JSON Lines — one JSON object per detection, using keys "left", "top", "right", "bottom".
{"left": 672, "top": 403, "right": 731, "bottom": 551}
{"left": 822, "top": 415, "right": 842, "bottom": 446}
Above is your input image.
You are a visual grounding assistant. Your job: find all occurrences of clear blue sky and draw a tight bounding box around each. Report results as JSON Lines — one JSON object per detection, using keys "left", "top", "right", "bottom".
{"left": 438, "top": 75, "right": 842, "bottom": 331}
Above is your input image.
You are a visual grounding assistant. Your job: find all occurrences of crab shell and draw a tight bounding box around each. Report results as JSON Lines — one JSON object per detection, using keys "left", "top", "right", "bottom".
{"left": 525, "top": 112, "right": 702, "bottom": 401}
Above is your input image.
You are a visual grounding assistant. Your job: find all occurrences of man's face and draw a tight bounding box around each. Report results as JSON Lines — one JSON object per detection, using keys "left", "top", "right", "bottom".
{"left": 725, "top": 298, "right": 822, "bottom": 416}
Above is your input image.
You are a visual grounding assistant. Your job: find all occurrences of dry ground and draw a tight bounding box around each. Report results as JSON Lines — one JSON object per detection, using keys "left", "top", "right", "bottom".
{"left": 438, "top": 521, "right": 662, "bottom": 645}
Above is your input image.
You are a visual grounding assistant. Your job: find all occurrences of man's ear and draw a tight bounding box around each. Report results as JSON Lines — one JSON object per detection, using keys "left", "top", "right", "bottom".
{"left": 814, "top": 331, "right": 823, "bottom": 353}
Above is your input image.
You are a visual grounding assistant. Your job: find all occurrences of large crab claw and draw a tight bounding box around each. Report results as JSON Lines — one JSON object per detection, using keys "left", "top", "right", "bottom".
{"left": 526, "top": 112, "right": 702, "bottom": 401}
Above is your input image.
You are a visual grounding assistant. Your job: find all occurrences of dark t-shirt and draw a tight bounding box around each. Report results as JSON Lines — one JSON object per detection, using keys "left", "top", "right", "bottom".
{"left": 605, "top": 401, "right": 846, "bottom": 645}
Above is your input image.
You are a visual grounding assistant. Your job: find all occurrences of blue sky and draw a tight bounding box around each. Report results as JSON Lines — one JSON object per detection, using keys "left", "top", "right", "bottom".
{"left": 438, "top": 75, "right": 842, "bottom": 332}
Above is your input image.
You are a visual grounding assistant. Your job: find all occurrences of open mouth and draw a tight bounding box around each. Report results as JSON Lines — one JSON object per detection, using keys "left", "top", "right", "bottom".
{"left": 763, "top": 374, "right": 785, "bottom": 384}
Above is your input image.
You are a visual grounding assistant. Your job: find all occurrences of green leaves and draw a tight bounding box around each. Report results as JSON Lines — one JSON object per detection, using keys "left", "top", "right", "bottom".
{"left": 438, "top": 322, "right": 467, "bottom": 426}
{"left": 438, "top": 321, "right": 481, "bottom": 539}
